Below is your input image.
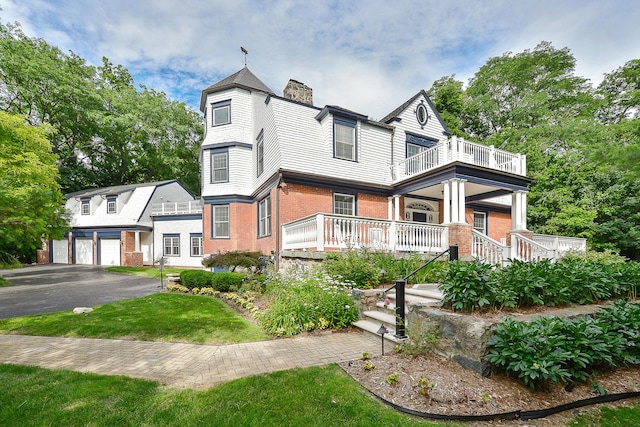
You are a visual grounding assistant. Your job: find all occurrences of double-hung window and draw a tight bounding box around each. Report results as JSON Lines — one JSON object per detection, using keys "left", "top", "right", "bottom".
{"left": 211, "top": 100, "right": 231, "bottom": 126}
{"left": 190, "top": 234, "right": 203, "bottom": 257}
{"left": 334, "top": 118, "right": 356, "bottom": 161}
{"left": 211, "top": 150, "right": 228, "bottom": 183}
{"left": 212, "top": 205, "right": 230, "bottom": 238}
{"left": 473, "top": 212, "right": 487, "bottom": 235}
{"left": 163, "top": 235, "right": 180, "bottom": 257}
{"left": 107, "top": 197, "right": 117, "bottom": 214}
{"left": 258, "top": 196, "right": 271, "bottom": 237}
{"left": 256, "top": 131, "right": 264, "bottom": 177}
{"left": 81, "top": 200, "right": 90, "bottom": 215}
{"left": 333, "top": 193, "right": 355, "bottom": 216}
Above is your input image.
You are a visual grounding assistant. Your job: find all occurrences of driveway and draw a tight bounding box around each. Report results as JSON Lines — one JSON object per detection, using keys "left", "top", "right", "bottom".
{"left": 0, "top": 264, "right": 160, "bottom": 319}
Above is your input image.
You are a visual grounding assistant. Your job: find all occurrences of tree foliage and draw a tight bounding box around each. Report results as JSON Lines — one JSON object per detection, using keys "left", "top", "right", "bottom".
{"left": 428, "top": 42, "right": 640, "bottom": 259}
{"left": 0, "top": 21, "right": 203, "bottom": 195}
{"left": 0, "top": 112, "right": 68, "bottom": 263}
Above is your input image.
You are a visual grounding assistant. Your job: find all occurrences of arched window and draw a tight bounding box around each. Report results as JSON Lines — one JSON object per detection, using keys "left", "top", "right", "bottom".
{"left": 404, "top": 200, "right": 439, "bottom": 224}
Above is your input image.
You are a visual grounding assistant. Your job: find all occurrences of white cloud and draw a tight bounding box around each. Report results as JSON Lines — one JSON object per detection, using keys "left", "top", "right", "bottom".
{"left": 2, "top": 0, "right": 640, "bottom": 118}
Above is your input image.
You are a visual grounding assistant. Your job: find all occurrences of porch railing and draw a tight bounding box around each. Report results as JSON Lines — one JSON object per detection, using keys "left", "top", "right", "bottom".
{"left": 532, "top": 234, "right": 587, "bottom": 258}
{"left": 281, "top": 214, "right": 448, "bottom": 253}
{"left": 150, "top": 200, "right": 203, "bottom": 216}
{"left": 471, "top": 230, "right": 509, "bottom": 266}
{"left": 392, "top": 136, "right": 527, "bottom": 182}
{"left": 511, "top": 233, "right": 555, "bottom": 262}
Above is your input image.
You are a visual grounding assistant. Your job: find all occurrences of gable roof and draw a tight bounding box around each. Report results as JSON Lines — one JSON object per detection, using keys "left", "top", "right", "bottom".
{"left": 65, "top": 180, "right": 180, "bottom": 200}
{"left": 200, "top": 67, "right": 274, "bottom": 111}
{"left": 380, "top": 90, "right": 451, "bottom": 135}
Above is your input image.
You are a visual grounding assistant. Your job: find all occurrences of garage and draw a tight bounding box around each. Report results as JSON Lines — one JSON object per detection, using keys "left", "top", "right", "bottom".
{"left": 51, "top": 240, "right": 69, "bottom": 264}
{"left": 75, "top": 238, "right": 94, "bottom": 265}
{"left": 99, "top": 238, "right": 121, "bottom": 266}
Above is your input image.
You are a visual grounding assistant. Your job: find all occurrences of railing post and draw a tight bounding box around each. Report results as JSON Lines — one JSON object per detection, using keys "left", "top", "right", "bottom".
{"left": 449, "top": 244, "right": 458, "bottom": 261}
{"left": 489, "top": 145, "right": 496, "bottom": 168}
{"left": 316, "top": 214, "right": 325, "bottom": 251}
{"left": 395, "top": 279, "right": 407, "bottom": 339}
{"left": 389, "top": 221, "right": 397, "bottom": 252}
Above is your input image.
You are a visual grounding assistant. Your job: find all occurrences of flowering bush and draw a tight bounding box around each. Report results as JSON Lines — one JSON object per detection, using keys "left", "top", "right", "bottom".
{"left": 166, "top": 284, "right": 190, "bottom": 293}
{"left": 259, "top": 273, "right": 359, "bottom": 336}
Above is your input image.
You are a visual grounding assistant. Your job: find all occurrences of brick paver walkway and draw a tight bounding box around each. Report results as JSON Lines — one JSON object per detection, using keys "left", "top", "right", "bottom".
{"left": 0, "top": 333, "right": 380, "bottom": 389}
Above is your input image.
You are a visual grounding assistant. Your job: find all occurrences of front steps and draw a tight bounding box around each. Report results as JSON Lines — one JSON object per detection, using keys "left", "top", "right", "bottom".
{"left": 354, "top": 283, "right": 443, "bottom": 342}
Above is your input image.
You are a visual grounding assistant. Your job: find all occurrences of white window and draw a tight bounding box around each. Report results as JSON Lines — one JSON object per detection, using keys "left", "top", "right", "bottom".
{"left": 334, "top": 119, "right": 356, "bottom": 161}
{"left": 190, "top": 235, "right": 202, "bottom": 257}
{"left": 333, "top": 193, "right": 355, "bottom": 216}
{"left": 256, "top": 132, "right": 264, "bottom": 177}
{"left": 213, "top": 205, "right": 230, "bottom": 238}
{"left": 407, "top": 143, "right": 425, "bottom": 158}
{"left": 212, "top": 100, "right": 230, "bottom": 126}
{"left": 81, "top": 200, "right": 90, "bottom": 215}
{"left": 211, "top": 151, "right": 228, "bottom": 183}
{"left": 107, "top": 197, "right": 117, "bottom": 214}
{"left": 258, "top": 196, "right": 271, "bottom": 237}
{"left": 474, "top": 212, "right": 487, "bottom": 234}
{"left": 163, "top": 235, "right": 180, "bottom": 257}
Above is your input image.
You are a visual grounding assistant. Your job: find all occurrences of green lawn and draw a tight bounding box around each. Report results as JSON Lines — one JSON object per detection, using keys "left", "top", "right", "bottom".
{"left": 0, "top": 293, "right": 268, "bottom": 344}
{"left": 105, "top": 265, "right": 192, "bottom": 279}
{"left": 0, "top": 363, "right": 443, "bottom": 427}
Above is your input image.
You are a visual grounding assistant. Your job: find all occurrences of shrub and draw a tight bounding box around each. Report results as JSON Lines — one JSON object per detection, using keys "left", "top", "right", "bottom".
{"left": 180, "top": 270, "right": 213, "bottom": 290}
{"left": 202, "top": 251, "right": 262, "bottom": 272}
{"left": 210, "top": 272, "right": 245, "bottom": 292}
{"left": 487, "top": 301, "right": 640, "bottom": 389}
{"left": 323, "top": 249, "right": 380, "bottom": 288}
{"left": 166, "top": 284, "right": 190, "bottom": 293}
{"left": 440, "top": 260, "right": 497, "bottom": 311}
{"left": 259, "top": 273, "right": 359, "bottom": 336}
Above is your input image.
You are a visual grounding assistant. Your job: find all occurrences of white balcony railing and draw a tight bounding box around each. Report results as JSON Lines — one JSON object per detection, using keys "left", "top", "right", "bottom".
{"left": 150, "top": 200, "right": 203, "bottom": 216}
{"left": 392, "top": 136, "right": 527, "bottom": 183}
{"left": 511, "top": 233, "right": 555, "bottom": 262}
{"left": 282, "top": 214, "right": 448, "bottom": 253}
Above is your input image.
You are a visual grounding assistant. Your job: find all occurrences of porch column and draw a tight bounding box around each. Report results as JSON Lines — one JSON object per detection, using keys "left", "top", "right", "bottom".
{"left": 520, "top": 192, "right": 527, "bottom": 230}
{"left": 458, "top": 179, "right": 467, "bottom": 224}
{"left": 134, "top": 231, "right": 141, "bottom": 252}
{"left": 394, "top": 195, "right": 401, "bottom": 221}
{"left": 387, "top": 197, "right": 393, "bottom": 220}
{"left": 442, "top": 180, "right": 451, "bottom": 224}
{"left": 451, "top": 180, "right": 459, "bottom": 223}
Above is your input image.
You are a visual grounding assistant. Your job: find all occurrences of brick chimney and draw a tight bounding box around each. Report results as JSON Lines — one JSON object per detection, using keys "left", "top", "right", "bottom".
{"left": 283, "top": 79, "right": 313, "bottom": 105}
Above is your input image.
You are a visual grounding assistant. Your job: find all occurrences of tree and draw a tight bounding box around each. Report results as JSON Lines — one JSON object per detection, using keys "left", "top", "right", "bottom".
{"left": 0, "top": 112, "right": 68, "bottom": 263}
{"left": 0, "top": 21, "right": 203, "bottom": 195}
{"left": 426, "top": 75, "right": 467, "bottom": 137}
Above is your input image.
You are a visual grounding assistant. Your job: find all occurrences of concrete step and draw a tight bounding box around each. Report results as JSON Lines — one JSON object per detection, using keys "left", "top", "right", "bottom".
{"left": 353, "top": 319, "right": 402, "bottom": 343}
{"left": 363, "top": 310, "right": 396, "bottom": 328}
{"left": 412, "top": 283, "right": 442, "bottom": 292}
{"left": 386, "top": 292, "right": 441, "bottom": 307}
{"left": 405, "top": 287, "right": 444, "bottom": 300}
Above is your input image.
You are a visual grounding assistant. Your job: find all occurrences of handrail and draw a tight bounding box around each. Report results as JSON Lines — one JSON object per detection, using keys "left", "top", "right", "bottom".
{"left": 383, "top": 246, "right": 453, "bottom": 294}
{"left": 385, "top": 245, "right": 458, "bottom": 340}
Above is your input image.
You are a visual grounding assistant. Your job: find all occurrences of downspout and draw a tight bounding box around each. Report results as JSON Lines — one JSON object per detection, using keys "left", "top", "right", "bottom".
{"left": 275, "top": 172, "right": 283, "bottom": 272}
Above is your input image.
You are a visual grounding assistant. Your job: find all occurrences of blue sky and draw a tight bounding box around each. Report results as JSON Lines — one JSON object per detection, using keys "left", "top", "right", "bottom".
{"left": 2, "top": 0, "right": 639, "bottom": 120}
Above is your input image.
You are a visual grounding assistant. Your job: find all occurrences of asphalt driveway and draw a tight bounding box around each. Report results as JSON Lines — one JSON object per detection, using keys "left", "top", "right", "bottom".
{"left": 0, "top": 264, "right": 160, "bottom": 319}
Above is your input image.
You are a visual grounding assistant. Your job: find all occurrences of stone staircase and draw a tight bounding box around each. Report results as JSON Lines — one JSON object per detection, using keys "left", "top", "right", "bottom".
{"left": 354, "top": 283, "right": 444, "bottom": 343}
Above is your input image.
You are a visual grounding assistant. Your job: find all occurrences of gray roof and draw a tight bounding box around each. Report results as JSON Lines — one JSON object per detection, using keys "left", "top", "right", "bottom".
{"left": 200, "top": 67, "right": 274, "bottom": 111}
{"left": 65, "top": 180, "right": 178, "bottom": 200}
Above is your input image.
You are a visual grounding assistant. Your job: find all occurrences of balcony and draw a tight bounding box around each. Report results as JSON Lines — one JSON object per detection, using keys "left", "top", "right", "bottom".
{"left": 391, "top": 136, "right": 527, "bottom": 183}
{"left": 150, "top": 200, "right": 203, "bottom": 216}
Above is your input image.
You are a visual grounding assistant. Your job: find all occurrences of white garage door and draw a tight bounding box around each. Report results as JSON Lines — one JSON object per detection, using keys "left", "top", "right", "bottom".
{"left": 75, "top": 238, "right": 93, "bottom": 265}
{"left": 100, "top": 239, "right": 121, "bottom": 266}
{"left": 51, "top": 240, "right": 69, "bottom": 264}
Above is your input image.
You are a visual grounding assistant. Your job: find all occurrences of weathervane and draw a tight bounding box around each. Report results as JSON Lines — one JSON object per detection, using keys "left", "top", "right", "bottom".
{"left": 241, "top": 46, "right": 248, "bottom": 66}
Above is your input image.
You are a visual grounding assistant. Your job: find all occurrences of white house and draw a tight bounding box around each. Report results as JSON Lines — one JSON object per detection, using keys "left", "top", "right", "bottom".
{"left": 49, "top": 180, "right": 203, "bottom": 267}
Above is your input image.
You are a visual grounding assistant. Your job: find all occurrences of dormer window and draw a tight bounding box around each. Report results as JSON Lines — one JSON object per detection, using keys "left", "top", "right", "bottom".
{"left": 211, "top": 100, "right": 231, "bottom": 126}
{"left": 107, "top": 197, "right": 117, "bottom": 214}
{"left": 81, "top": 200, "right": 90, "bottom": 215}
{"left": 334, "top": 117, "right": 356, "bottom": 161}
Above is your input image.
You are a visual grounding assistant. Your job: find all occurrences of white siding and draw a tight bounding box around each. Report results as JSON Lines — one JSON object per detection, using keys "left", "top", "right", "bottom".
{"left": 202, "top": 88, "right": 254, "bottom": 148}
{"left": 153, "top": 217, "right": 203, "bottom": 267}
{"left": 391, "top": 95, "right": 447, "bottom": 163}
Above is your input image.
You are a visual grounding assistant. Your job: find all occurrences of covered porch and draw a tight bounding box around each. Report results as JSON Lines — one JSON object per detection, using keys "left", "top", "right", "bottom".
{"left": 281, "top": 214, "right": 586, "bottom": 264}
